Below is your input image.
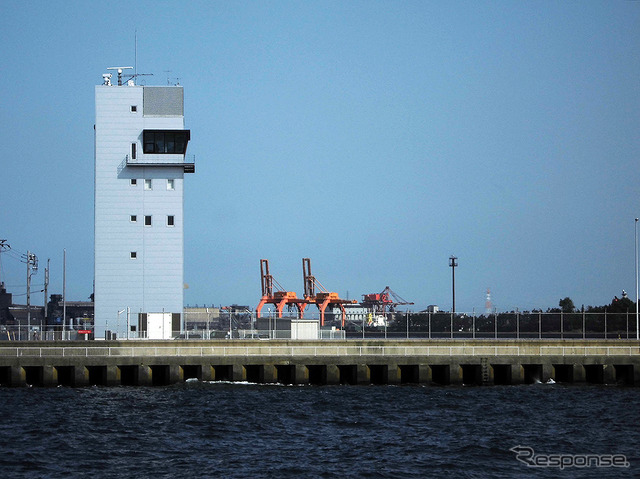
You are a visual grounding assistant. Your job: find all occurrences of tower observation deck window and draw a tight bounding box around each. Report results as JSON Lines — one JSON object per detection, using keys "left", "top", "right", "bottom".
{"left": 143, "top": 130, "right": 190, "bottom": 154}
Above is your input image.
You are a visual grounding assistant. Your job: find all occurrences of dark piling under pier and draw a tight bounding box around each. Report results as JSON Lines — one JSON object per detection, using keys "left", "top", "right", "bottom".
{"left": 0, "top": 339, "right": 638, "bottom": 387}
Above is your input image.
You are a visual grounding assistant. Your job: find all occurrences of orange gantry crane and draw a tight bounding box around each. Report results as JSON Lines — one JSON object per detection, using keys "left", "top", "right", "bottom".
{"left": 256, "top": 259, "right": 308, "bottom": 319}
{"left": 256, "top": 258, "right": 356, "bottom": 327}
{"left": 302, "top": 257, "right": 355, "bottom": 327}
{"left": 361, "top": 286, "right": 414, "bottom": 314}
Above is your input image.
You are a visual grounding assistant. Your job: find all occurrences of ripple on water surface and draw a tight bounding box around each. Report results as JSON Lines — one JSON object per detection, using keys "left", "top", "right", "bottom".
{"left": 0, "top": 383, "right": 638, "bottom": 478}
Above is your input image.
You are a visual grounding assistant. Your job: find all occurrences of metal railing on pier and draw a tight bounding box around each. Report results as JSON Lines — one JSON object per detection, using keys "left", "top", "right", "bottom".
{"left": 1, "top": 343, "right": 638, "bottom": 359}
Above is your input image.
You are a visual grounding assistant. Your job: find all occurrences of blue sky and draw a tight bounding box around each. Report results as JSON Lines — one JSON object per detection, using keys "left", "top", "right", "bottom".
{"left": 1, "top": 1, "right": 639, "bottom": 313}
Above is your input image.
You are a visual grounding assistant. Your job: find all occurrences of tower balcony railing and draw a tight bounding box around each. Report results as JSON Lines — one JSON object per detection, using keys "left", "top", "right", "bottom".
{"left": 124, "top": 154, "right": 195, "bottom": 173}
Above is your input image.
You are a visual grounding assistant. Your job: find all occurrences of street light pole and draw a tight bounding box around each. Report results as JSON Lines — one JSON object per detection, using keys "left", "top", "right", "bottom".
{"left": 635, "top": 218, "right": 640, "bottom": 340}
{"left": 449, "top": 256, "right": 458, "bottom": 314}
{"left": 62, "top": 249, "right": 66, "bottom": 340}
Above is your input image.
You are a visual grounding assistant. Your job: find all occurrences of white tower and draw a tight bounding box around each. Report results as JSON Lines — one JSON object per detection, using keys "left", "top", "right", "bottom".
{"left": 94, "top": 70, "right": 194, "bottom": 339}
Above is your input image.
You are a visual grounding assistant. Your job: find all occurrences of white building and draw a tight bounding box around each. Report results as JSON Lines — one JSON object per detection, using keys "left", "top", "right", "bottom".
{"left": 94, "top": 70, "right": 194, "bottom": 339}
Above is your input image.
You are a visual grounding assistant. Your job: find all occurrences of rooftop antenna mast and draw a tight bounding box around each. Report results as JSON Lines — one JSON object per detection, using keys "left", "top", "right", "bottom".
{"left": 107, "top": 66, "right": 133, "bottom": 86}
{"left": 106, "top": 66, "right": 153, "bottom": 87}
{"left": 127, "top": 72, "right": 153, "bottom": 85}
{"left": 129, "top": 30, "right": 155, "bottom": 85}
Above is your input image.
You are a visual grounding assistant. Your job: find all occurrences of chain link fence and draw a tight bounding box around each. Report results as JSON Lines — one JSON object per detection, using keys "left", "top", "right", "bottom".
{"left": 1, "top": 310, "right": 636, "bottom": 341}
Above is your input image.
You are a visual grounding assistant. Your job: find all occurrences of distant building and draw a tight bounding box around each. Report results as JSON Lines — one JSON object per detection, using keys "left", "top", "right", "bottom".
{"left": 0, "top": 282, "right": 44, "bottom": 328}
{"left": 0, "top": 283, "right": 94, "bottom": 334}
{"left": 183, "top": 306, "right": 221, "bottom": 331}
{"left": 94, "top": 70, "right": 194, "bottom": 339}
{"left": 324, "top": 303, "right": 368, "bottom": 325}
{"left": 6, "top": 306, "right": 45, "bottom": 327}
{"left": 46, "top": 294, "right": 93, "bottom": 329}
{"left": 0, "top": 283, "right": 12, "bottom": 324}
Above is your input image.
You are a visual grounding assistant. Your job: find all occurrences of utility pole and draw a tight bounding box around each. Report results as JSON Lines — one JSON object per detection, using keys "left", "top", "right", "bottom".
{"left": 449, "top": 255, "right": 458, "bottom": 314}
{"left": 63, "top": 249, "right": 66, "bottom": 340}
{"left": 26, "top": 251, "right": 31, "bottom": 338}
{"left": 0, "top": 240, "right": 8, "bottom": 284}
{"left": 44, "top": 259, "right": 50, "bottom": 333}
{"left": 25, "top": 251, "right": 38, "bottom": 340}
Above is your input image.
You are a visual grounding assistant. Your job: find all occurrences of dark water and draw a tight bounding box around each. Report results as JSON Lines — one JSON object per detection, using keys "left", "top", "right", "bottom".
{"left": 0, "top": 383, "right": 638, "bottom": 478}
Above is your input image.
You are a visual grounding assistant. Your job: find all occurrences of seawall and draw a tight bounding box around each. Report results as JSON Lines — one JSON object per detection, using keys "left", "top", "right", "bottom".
{"left": 1, "top": 339, "right": 639, "bottom": 387}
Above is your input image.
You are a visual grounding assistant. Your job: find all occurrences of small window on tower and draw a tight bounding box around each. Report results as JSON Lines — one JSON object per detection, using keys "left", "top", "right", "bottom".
{"left": 130, "top": 252, "right": 137, "bottom": 259}
{"left": 144, "top": 179, "right": 152, "bottom": 190}
{"left": 130, "top": 215, "right": 137, "bottom": 223}
{"left": 167, "top": 215, "right": 175, "bottom": 227}
{"left": 130, "top": 178, "right": 137, "bottom": 186}
{"left": 131, "top": 143, "right": 137, "bottom": 160}
{"left": 167, "top": 179, "right": 175, "bottom": 190}
{"left": 145, "top": 215, "right": 152, "bottom": 226}
{"left": 131, "top": 105, "right": 137, "bottom": 112}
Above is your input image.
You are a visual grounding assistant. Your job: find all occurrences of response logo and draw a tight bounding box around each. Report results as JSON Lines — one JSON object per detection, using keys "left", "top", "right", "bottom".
{"left": 510, "top": 445, "right": 630, "bottom": 469}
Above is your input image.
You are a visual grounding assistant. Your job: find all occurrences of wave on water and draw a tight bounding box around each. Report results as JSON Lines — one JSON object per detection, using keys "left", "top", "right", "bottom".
{"left": 0, "top": 384, "right": 638, "bottom": 478}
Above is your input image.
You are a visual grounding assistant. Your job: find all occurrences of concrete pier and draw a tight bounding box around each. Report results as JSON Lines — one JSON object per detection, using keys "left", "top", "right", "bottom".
{"left": 0, "top": 339, "right": 638, "bottom": 387}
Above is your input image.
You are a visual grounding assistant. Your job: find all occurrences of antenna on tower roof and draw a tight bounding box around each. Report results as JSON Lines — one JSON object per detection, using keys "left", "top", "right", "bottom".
{"left": 107, "top": 66, "right": 133, "bottom": 86}
{"left": 128, "top": 72, "right": 153, "bottom": 86}
{"left": 104, "top": 65, "right": 153, "bottom": 86}
{"left": 163, "top": 70, "right": 181, "bottom": 86}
